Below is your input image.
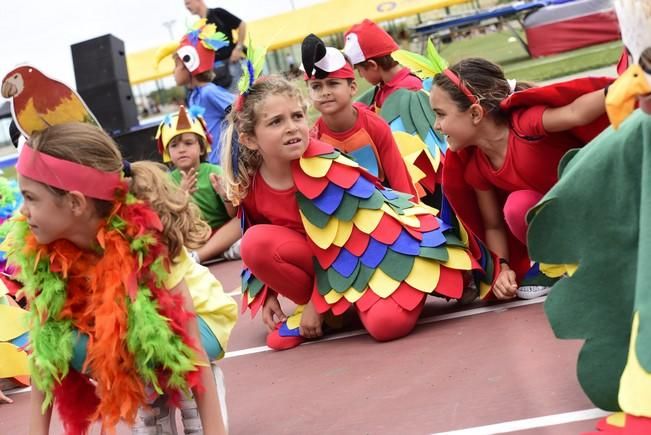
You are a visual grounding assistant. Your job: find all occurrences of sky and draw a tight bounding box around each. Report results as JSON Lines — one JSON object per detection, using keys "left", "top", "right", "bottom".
{"left": 1, "top": 0, "right": 323, "bottom": 87}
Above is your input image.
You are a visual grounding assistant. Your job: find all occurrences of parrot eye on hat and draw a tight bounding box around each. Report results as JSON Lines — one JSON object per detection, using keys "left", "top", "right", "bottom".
{"left": 178, "top": 45, "right": 201, "bottom": 73}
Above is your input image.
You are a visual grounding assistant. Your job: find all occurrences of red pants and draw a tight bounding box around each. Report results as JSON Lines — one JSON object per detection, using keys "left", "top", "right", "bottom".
{"left": 241, "top": 224, "right": 424, "bottom": 341}
{"left": 503, "top": 190, "right": 543, "bottom": 245}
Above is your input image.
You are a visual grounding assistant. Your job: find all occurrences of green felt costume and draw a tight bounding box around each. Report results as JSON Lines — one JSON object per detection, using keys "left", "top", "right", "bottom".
{"left": 528, "top": 109, "right": 651, "bottom": 411}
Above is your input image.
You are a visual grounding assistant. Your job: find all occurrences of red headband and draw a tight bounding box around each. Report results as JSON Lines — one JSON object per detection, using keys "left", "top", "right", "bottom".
{"left": 304, "top": 63, "right": 355, "bottom": 81}
{"left": 17, "top": 145, "right": 123, "bottom": 201}
{"left": 443, "top": 69, "right": 478, "bottom": 104}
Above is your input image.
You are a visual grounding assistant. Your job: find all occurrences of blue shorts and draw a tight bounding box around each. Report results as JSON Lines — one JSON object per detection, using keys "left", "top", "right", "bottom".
{"left": 70, "top": 316, "right": 223, "bottom": 373}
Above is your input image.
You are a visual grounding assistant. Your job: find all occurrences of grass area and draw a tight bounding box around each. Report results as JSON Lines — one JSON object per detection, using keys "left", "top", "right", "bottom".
{"left": 438, "top": 30, "right": 622, "bottom": 82}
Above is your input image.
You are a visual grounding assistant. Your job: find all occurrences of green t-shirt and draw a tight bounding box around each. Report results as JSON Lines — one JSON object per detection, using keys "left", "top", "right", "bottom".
{"left": 170, "top": 163, "right": 230, "bottom": 229}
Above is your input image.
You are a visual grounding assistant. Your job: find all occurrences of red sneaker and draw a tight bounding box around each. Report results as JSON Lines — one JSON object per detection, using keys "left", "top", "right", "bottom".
{"left": 266, "top": 322, "right": 306, "bottom": 351}
{"left": 586, "top": 413, "right": 651, "bottom": 434}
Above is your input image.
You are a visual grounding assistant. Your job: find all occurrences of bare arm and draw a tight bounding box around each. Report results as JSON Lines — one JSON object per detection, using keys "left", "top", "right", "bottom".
{"left": 475, "top": 188, "right": 518, "bottom": 298}
{"left": 196, "top": 217, "right": 241, "bottom": 262}
{"left": 475, "top": 188, "right": 509, "bottom": 260}
{"left": 229, "top": 21, "right": 247, "bottom": 63}
{"left": 236, "top": 21, "right": 246, "bottom": 48}
{"left": 542, "top": 89, "right": 606, "bottom": 133}
{"left": 29, "top": 388, "right": 52, "bottom": 435}
{"left": 172, "top": 281, "right": 226, "bottom": 435}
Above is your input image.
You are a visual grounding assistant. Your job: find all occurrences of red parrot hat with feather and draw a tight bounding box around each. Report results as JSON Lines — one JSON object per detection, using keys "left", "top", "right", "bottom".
{"left": 156, "top": 19, "right": 229, "bottom": 76}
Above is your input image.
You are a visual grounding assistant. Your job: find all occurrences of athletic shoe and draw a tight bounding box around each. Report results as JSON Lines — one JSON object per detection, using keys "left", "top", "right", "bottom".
{"left": 132, "top": 396, "right": 177, "bottom": 435}
{"left": 516, "top": 285, "right": 551, "bottom": 300}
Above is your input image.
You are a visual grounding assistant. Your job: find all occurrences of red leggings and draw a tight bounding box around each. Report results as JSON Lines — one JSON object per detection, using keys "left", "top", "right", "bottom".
{"left": 241, "top": 225, "right": 424, "bottom": 341}
{"left": 503, "top": 190, "right": 543, "bottom": 245}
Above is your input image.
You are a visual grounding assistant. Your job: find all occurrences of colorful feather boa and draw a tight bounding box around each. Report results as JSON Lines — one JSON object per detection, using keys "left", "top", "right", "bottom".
{"left": 4, "top": 192, "right": 202, "bottom": 434}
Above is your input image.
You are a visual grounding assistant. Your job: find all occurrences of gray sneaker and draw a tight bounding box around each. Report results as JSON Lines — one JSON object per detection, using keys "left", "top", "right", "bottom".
{"left": 179, "top": 366, "right": 228, "bottom": 434}
{"left": 516, "top": 285, "right": 551, "bottom": 300}
{"left": 132, "top": 396, "right": 177, "bottom": 435}
{"left": 179, "top": 394, "right": 202, "bottom": 434}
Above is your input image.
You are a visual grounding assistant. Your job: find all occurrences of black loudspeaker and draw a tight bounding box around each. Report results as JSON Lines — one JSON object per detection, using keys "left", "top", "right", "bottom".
{"left": 78, "top": 81, "right": 139, "bottom": 134}
{"left": 112, "top": 122, "right": 162, "bottom": 163}
{"left": 71, "top": 34, "right": 129, "bottom": 91}
{"left": 71, "top": 34, "right": 138, "bottom": 133}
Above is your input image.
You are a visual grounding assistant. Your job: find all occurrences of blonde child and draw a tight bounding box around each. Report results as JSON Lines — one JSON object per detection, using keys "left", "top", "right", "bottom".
{"left": 157, "top": 105, "right": 241, "bottom": 263}
{"left": 8, "top": 122, "right": 237, "bottom": 434}
{"left": 220, "top": 74, "right": 475, "bottom": 350}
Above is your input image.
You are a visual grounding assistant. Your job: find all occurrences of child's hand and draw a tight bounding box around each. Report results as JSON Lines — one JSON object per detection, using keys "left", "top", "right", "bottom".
{"left": 493, "top": 269, "right": 518, "bottom": 299}
{"left": 299, "top": 302, "right": 324, "bottom": 339}
{"left": 0, "top": 389, "right": 13, "bottom": 404}
{"left": 262, "top": 293, "right": 287, "bottom": 331}
{"left": 180, "top": 168, "right": 198, "bottom": 194}
{"left": 209, "top": 173, "right": 227, "bottom": 199}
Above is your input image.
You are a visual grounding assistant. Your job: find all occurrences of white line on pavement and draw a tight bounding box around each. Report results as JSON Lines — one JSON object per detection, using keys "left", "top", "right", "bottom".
{"left": 432, "top": 408, "right": 610, "bottom": 434}
{"left": 224, "top": 297, "right": 546, "bottom": 359}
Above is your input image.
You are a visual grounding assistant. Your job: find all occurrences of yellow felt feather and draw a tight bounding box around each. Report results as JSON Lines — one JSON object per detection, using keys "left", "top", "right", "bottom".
{"left": 405, "top": 257, "right": 440, "bottom": 292}
{"left": 368, "top": 268, "right": 401, "bottom": 298}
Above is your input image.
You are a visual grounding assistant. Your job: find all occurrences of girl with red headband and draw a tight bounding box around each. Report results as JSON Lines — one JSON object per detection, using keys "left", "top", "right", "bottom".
{"left": 6, "top": 121, "right": 237, "bottom": 434}
{"left": 432, "top": 57, "right": 613, "bottom": 300}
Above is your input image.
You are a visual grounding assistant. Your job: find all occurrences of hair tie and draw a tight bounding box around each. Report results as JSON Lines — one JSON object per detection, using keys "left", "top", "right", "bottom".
{"left": 122, "top": 160, "right": 132, "bottom": 178}
{"left": 507, "top": 79, "right": 517, "bottom": 95}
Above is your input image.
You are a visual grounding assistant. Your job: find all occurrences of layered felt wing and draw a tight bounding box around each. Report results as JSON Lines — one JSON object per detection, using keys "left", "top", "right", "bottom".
{"left": 291, "top": 140, "right": 478, "bottom": 315}
{"left": 380, "top": 88, "right": 446, "bottom": 198}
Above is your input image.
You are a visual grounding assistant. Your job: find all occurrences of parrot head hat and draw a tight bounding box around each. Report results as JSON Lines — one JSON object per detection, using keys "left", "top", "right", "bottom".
{"left": 156, "top": 105, "right": 212, "bottom": 163}
{"left": 301, "top": 34, "right": 355, "bottom": 80}
{"left": 156, "top": 19, "right": 229, "bottom": 76}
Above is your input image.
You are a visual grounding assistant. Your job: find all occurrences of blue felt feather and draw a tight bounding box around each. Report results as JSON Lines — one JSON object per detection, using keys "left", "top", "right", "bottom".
{"left": 421, "top": 229, "right": 446, "bottom": 248}
{"left": 390, "top": 230, "right": 421, "bottom": 255}
{"left": 332, "top": 248, "right": 359, "bottom": 278}
{"left": 313, "top": 183, "right": 345, "bottom": 215}
{"left": 347, "top": 176, "right": 375, "bottom": 199}
{"left": 360, "top": 238, "right": 389, "bottom": 268}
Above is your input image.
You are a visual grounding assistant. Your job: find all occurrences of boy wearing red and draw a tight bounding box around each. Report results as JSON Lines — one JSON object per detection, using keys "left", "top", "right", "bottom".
{"left": 302, "top": 34, "right": 417, "bottom": 198}
{"left": 343, "top": 19, "right": 422, "bottom": 110}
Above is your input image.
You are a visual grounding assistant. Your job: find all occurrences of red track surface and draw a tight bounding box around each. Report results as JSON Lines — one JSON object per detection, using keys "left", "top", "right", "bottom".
{"left": 0, "top": 259, "right": 607, "bottom": 434}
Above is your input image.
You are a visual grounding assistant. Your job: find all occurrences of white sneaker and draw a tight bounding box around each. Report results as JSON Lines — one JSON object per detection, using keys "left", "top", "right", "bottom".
{"left": 223, "top": 239, "right": 241, "bottom": 261}
{"left": 516, "top": 285, "right": 551, "bottom": 300}
{"left": 132, "top": 396, "right": 178, "bottom": 435}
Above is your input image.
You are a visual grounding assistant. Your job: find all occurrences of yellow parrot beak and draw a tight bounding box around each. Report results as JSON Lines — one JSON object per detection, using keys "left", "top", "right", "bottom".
{"left": 155, "top": 41, "right": 180, "bottom": 69}
{"left": 606, "top": 64, "right": 651, "bottom": 129}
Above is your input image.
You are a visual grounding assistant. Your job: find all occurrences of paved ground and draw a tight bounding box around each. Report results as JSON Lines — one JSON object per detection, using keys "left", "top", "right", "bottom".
{"left": 0, "top": 259, "right": 610, "bottom": 435}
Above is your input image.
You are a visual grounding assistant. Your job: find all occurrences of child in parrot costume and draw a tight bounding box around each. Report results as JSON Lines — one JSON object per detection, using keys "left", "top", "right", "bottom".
{"left": 220, "top": 42, "right": 479, "bottom": 351}
{"left": 0, "top": 65, "right": 236, "bottom": 434}
{"left": 431, "top": 56, "right": 613, "bottom": 299}
{"left": 302, "top": 33, "right": 419, "bottom": 199}
{"left": 527, "top": 1, "right": 651, "bottom": 432}
{"left": 343, "top": 20, "right": 448, "bottom": 202}
{"left": 157, "top": 19, "right": 234, "bottom": 165}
